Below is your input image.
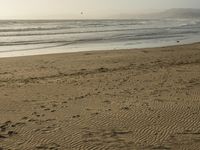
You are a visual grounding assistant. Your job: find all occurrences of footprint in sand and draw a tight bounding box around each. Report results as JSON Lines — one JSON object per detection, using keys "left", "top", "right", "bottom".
{"left": 0, "top": 121, "right": 20, "bottom": 140}
{"left": 72, "top": 115, "right": 80, "bottom": 118}
{"left": 7, "top": 131, "right": 18, "bottom": 137}
{"left": 121, "top": 106, "right": 130, "bottom": 110}
{"left": 0, "top": 134, "right": 6, "bottom": 139}
{"left": 36, "top": 142, "right": 60, "bottom": 150}
{"left": 91, "top": 112, "right": 99, "bottom": 116}
{"left": 82, "top": 128, "right": 134, "bottom": 149}
{"left": 21, "top": 116, "right": 28, "bottom": 120}
{"left": 40, "top": 105, "right": 57, "bottom": 113}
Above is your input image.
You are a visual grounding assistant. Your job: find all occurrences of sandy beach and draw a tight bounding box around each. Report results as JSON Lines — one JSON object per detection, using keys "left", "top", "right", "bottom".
{"left": 0, "top": 43, "right": 200, "bottom": 150}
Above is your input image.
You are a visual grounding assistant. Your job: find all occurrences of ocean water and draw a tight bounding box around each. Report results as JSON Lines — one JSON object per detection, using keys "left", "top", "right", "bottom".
{"left": 0, "top": 19, "right": 200, "bottom": 57}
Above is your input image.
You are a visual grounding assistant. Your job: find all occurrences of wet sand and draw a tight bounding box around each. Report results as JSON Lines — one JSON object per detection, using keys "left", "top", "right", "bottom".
{"left": 0, "top": 43, "right": 200, "bottom": 150}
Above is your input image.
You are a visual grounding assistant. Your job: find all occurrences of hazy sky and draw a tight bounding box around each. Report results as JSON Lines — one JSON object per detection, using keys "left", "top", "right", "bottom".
{"left": 0, "top": 0, "right": 199, "bottom": 19}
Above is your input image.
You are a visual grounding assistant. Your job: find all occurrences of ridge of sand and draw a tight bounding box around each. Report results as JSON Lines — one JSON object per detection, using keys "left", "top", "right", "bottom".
{"left": 0, "top": 43, "right": 200, "bottom": 150}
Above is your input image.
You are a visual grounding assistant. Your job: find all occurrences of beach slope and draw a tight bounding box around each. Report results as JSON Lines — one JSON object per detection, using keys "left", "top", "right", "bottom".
{"left": 0, "top": 43, "right": 200, "bottom": 149}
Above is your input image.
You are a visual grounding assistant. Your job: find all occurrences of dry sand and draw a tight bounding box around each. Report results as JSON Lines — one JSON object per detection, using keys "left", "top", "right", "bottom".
{"left": 0, "top": 43, "right": 200, "bottom": 150}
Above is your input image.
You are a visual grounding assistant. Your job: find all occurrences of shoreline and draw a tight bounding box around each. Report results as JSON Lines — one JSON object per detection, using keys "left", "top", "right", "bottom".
{"left": 1, "top": 41, "right": 200, "bottom": 59}
{"left": 0, "top": 42, "right": 200, "bottom": 149}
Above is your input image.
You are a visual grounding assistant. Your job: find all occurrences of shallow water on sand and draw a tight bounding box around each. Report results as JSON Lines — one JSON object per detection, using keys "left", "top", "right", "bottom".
{"left": 0, "top": 19, "right": 200, "bottom": 57}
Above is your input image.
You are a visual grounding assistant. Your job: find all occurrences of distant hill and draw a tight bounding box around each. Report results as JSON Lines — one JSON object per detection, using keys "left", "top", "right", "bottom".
{"left": 160, "top": 8, "right": 200, "bottom": 18}
{"left": 143, "top": 8, "right": 200, "bottom": 19}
